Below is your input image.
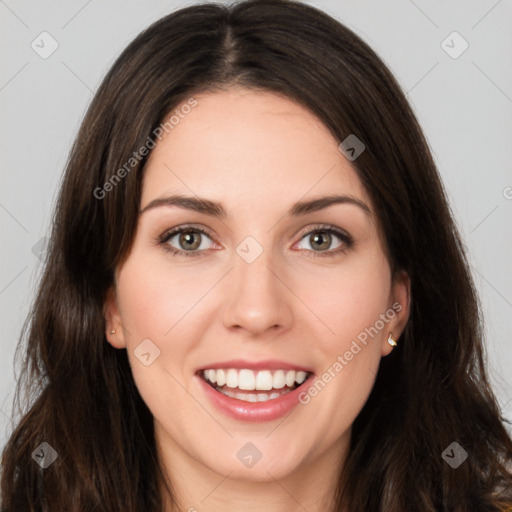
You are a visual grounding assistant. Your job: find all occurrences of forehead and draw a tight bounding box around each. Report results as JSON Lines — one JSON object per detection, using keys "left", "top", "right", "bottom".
{"left": 141, "top": 87, "right": 370, "bottom": 214}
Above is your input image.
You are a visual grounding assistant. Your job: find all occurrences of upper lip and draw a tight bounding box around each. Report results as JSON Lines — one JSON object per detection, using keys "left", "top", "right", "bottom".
{"left": 196, "top": 359, "right": 314, "bottom": 373}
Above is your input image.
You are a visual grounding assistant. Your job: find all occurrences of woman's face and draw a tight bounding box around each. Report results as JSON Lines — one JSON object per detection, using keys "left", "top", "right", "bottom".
{"left": 105, "top": 87, "right": 409, "bottom": 483}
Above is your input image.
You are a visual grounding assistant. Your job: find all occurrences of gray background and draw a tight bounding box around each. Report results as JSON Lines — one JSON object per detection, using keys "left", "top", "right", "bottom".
{"left": 1, "top": 0, "right": 511, "bottom": 454}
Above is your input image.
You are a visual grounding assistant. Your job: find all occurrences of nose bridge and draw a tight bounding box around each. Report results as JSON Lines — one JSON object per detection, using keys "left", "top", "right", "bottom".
{"left": 222, "top": 240, "right": 292, "bottom": 334}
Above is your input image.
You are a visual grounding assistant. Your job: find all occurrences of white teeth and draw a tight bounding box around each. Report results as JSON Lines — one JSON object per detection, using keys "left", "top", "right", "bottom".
{"left": 238, "top": 369, "right": 256, "bottom": 390}
{"left": 295, "top": 371, "right": 307, "bottom": 384}
{"left": 216, "top": 369, "right": 226, "bottom": 386}
{"left": 255, "top": 370, "right": 273, "bottom": 390}
{"left": 272, "top": 370, "right": 285, "bottom": 389}
{"left": 207, "top": 369, "right": 217, "bottom": 384}
{"left": 202, "top": 368, "right": 310, "bottom": 390}
{"left": 225, "top": 369, "right": 238, "bottom": 388}
{"left": 218, "top": 387, "right": 292, "bottom": 402}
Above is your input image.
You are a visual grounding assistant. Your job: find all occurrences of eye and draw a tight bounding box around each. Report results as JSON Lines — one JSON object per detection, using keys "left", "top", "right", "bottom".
{"left": 295, "top": 224, "right": 353, "bottom": 257}
{"left": 156, "top": 223, "right": 353, "bottom": 258}
{"left": 158, "top": 225, "right": 216, "bottom": 257}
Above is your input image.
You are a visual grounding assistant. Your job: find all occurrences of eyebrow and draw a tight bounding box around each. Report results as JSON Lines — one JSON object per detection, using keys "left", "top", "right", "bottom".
{"left": 140, "top": 194, "right": 371, "bottom": 218}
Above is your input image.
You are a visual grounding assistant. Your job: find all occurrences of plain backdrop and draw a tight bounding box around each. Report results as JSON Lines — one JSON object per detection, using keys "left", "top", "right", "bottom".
{"left": 1, "top": 0, "right": 511, "bottom": 453}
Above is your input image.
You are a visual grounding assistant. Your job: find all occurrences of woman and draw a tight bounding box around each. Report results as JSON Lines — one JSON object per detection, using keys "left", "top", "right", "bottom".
{"left": 2, "top": 0, "right": 511, "bottom": 510}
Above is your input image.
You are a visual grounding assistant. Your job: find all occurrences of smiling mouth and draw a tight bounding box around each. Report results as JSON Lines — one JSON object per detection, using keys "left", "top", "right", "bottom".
{"left": 198, "top": 368, "right": 314, "bottom": 402}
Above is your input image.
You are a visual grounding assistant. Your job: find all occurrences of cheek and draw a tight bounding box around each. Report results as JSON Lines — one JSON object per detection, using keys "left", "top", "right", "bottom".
{"left": 116, "top": 250, "right": 216, "bottom": 341}
{"left": 300, "top": 251, "right": 392, "bottom": 352}
{"left": 114, "top": 253, "right": 210, "bottom": 430}
{"left": 114, "top": 252, "right": 212, "bottom": 403}
{"left": 294, "top": 251, "right": 392, "bottom": 433}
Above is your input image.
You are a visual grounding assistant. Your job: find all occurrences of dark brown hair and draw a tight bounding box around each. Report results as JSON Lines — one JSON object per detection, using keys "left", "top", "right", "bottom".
{"left": 2, "top": 1, "right": 512, "bottom": 510}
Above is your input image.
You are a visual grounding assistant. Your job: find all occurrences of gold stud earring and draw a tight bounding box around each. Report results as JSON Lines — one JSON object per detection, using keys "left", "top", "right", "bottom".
{"left": 110, "top": 329, "right": 116, "bottom": 335}
{"left": 387, "top": 333, "right": 397, "bottom": 347}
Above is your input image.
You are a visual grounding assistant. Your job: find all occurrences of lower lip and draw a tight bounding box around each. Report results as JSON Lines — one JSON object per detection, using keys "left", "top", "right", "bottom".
{"left": 197, "top": 374, "right": 314, "bottom": 423}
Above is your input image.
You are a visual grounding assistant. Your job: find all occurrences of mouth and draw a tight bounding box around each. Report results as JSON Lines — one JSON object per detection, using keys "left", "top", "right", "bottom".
{"left": 197, "top": 368, "right": 314, "bottom": 403}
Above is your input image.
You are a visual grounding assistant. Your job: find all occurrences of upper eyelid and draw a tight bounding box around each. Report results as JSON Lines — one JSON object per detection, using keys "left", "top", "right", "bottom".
{"left": 160, "top": 223, "right": 215, "bottom": 239}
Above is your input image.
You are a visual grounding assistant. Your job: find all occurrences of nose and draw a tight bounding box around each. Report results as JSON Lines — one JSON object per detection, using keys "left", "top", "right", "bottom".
{"left": 222, "top": 249, "right": 293, "bottom": 336}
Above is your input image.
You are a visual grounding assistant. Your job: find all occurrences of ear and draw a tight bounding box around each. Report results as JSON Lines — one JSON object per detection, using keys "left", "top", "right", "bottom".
{"left": 381, "top": 269, "right": 411, "bottom": 357}
{"left": 103, "top": 286, "right": 126, "bottom": 349}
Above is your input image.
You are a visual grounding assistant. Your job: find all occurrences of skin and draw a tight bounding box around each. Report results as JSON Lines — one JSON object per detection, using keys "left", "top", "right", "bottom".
{"left": 104, "top": 87, "right": 410, "bottom": 512}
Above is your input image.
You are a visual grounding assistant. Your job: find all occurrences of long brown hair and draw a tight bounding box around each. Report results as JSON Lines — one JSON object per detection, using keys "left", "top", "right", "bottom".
{"left": 2, "top": 1, "right": 511, "bottom": 510}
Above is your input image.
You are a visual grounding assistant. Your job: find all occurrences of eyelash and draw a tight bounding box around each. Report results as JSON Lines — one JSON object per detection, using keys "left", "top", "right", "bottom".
{"left": 156, "top": 223, "right": 354, "bottom": 259}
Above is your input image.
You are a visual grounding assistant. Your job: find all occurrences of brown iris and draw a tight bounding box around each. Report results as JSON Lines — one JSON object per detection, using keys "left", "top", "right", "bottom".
{"left": 179, "top": 230, "right": 202, "bottom": 250}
